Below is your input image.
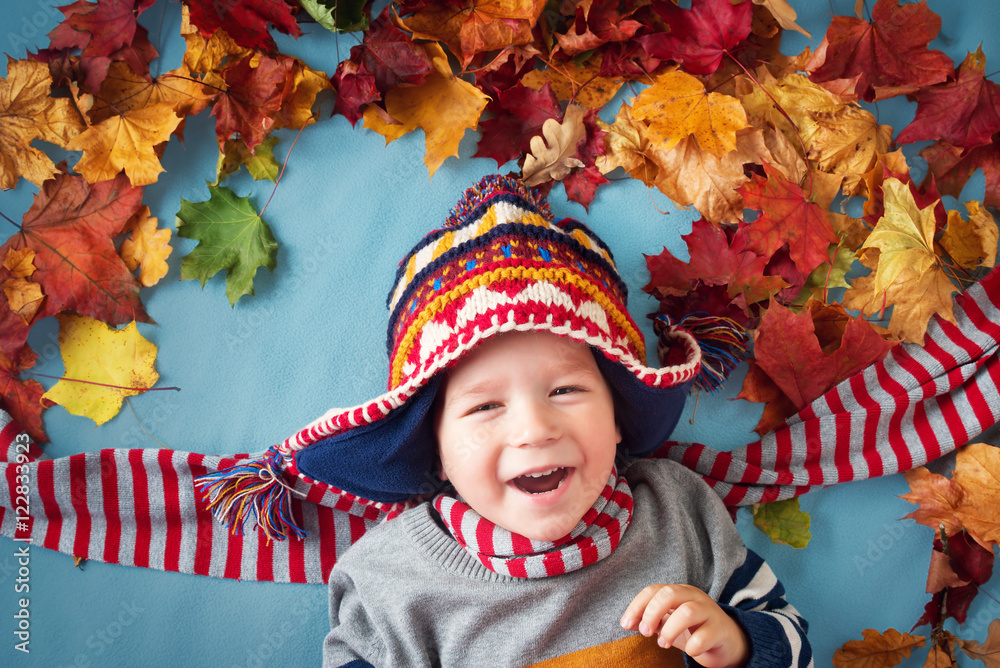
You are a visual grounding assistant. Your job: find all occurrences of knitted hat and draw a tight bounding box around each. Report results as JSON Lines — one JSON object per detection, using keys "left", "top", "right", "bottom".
{"left": 198, "top": 175, "right": 720, "bottom": 540}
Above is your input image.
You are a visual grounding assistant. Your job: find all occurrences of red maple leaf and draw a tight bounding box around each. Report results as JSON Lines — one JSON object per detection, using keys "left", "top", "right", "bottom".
{"left": 752, "top": 300, "right": 893, "bottom": 411}
{"left": 212, "top": 54, "right": 287, "bottom": 150}
{"left": 0, "top": 346, "right": 51, "bottom": 444}
{"left": 922, "top": 138, "right": 1000, "bottom": 210}
{"left": 475, "top": 82, "right": 562, "bottom": 167}
{"left": 554, "top": 0, "right": 642, "bottom": 56}
{"left": 357, "top": 6, "right": 434, "bottom": 92}
{"left": 636, "top": 0, "right": 752, "bottom": 75}
{"left": 896, "top": 48, "right": 1000, "bottom": 150}
{"left": 331, "top": 60, "right": 380, "bottom": 127}
{"left": 644, "top": 218, "right": 787, "bottom": 316}
{"left": 808, "top": 0, "right": 954, "bottom": 102}
{"left": 41, "top": 0, "right": 158, "bottom": 93}
{"left": 0, "top": 173, "right": 150, "bottom": 357}
{"left": 915, "top": 532, "right": 994, "bottom": 629}
{"left": 184, "top": 0, "right": 302, "bottom": 53}
{"left": 739, "top": 164, "right": 839, "bottom": 276}
{"left": 562, "top": 108, "right": 609, "bottom": 210}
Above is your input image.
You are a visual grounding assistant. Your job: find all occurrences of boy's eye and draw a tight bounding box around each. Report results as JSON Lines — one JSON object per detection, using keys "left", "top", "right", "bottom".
{"left": 466, "top": 402, "right": 500, "bottom": 415}
{"left": 551, "top": 386, "right": 582, "bottom": 396}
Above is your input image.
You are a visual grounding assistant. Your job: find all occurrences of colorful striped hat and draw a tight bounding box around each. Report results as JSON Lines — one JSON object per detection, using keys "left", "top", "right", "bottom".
{"left": 198, "top": 175, "right": 714, "bottom": 540}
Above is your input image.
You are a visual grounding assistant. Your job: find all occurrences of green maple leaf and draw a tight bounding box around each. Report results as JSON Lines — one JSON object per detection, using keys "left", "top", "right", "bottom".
{"left": 175, "top": 184, "right": 278, "bottom": 306}
{"left": 751, "top": 497, "right": 812, "bottom": 549}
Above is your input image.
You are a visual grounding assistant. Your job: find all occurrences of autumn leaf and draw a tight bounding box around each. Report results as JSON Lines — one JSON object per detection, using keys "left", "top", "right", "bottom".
{"left": 751, "top": 299, "right": 893, "bottom": 411}
{"left": 900, "top": 467, "right": 966, "bottom": 537}
{"left": 801, "top": 106, "right": 892, "bottom": 196}
{"left": 363, "top": 43, "right": 489, "bottom": 177}
{"left": 921, "top": 139, "right": 1000, "bottom": 211}
{"left": 3, "top": 248, "right": 36, "bottom": 279}
{"left": 87, "top": 61, "right": 217, "bottom": 126}
{"left": 596, "top": 103, "right": 659, "bottom": 186}
{"left": 941, "top": 201, "right": 998, "bottom": 271}
{"left": 521, "top": 60, "right": 626, "bottom": 111}
{"left": 180, "top": 5, "right": 251, "bottom": 83}
{"left": 950, "top": 443, "right": 1000, "bottom": 551}
{"left": 740, "top": 164, "right": 839, "bottom": 276}
{"left": 807, "top": 0, "right": 954, "bottom": 102}
{"left": 958, "top": 619, "right": 1000, "bottom": 668}
{"left": 398, "top": 0, "right": 546, "bottom": 66}
{"left": 67, "top": 102, "right": 182, "bottom": 185}
{"left": 0, "top": 172, "right": 149, "bottom": 357}
{"left": 42, "top": 314, "right": 158, "bottom": 426}
{"left": 2, "top": 279, "right": 44, "bottom": 326}
{"left": 522, "top": 103, "right": 587, "bottom": 186}
{"left": 0, "top": 345, "right": 50, "bottom": 443}
{"left": 0, "top": 58, "right": 86, "bottom": 190}
{"left": 833, "top": 628, "right": 926, "bottom": 668}
{"left": 896, "top": 47, "right": 1000, "bottom": 150}
{"left": 637, "top": 0, "right": 752, "bottom": 76}
{"left": 475, "top": 82, "right": 562, "bottom": 167}
{"left": 120, "top": 206, "right": 172, "bottom": 288}
{"left": 632, "top": 70, "right": 748, "bottom": 158}
{"left": 175, "top": 184, "right": 278, "bottom": 306}
{"left": 551, "top": 0, "right": 642, "bottom": 57}
{"left": 215, "top": 136, "right": 281, "bottom": 185}
{"left": 184, "top": 0, "right": 302, "bottom": 52}
{"left": 916, "top": 531, "right": 994, "bottom": 628}
{"left": 299, "top": 0, "right": 369, "bottom": 33}
{"left": 751, "top": 497, "right": 811, "bottom": 548}
{"left": 271, "top": 57, "right": 333, "bottom": 131}
{"left": 211, "top": 54, "right": 286, "bottom": 151}
{"left": 857, "top": 178, "right": 946, "bottom": 305}
{"left": 344, "top": 7, "right": 433, "bottom": 93}
{"left": 753, "top": 0, "right": 810, "bottom": 38}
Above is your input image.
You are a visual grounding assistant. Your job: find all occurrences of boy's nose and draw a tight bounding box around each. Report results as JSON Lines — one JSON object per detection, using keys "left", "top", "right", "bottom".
{"left": 509, "top": 400, "right": 560, "bottom": 447}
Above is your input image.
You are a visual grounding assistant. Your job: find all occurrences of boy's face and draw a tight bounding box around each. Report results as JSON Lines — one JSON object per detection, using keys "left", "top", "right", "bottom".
{"left": 434, "top": 331, "right": 621, "bottom": 542}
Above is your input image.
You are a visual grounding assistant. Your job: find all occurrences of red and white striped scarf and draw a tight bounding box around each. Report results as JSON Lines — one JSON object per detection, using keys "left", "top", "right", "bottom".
{"left": 1, "top": 268, "right": 999, "bottom": 584}
{"left": 432, "top": 469, "right": 633, "bottom": 578}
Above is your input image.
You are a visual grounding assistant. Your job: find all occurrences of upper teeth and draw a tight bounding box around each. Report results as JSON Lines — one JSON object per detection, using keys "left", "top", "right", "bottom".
{"left": 524, "top": 468, "right": 559, "bottom": 478}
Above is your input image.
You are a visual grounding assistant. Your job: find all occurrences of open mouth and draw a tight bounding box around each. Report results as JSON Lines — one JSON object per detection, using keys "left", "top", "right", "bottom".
{"left": 511, "top": 467, "right": 569, "bottom": 495}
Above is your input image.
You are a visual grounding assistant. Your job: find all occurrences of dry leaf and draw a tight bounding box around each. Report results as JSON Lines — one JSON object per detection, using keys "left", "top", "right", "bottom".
{"left": 41, "top": 314, "right": 159, "bottom": 426}
{"left": 941, "top": 201, "right": 998, "bottom": 270}
{"left": 632, "top": 70, "right": 748, "bottom": 158}
{"left": 120, "top": 206, "right": 173, "bottom": 287}
{"left": 900, "top": 466, "right": 966, "bottom": 537}
{"left": 3, "top": 248, "right": 37, "bottom": 279}
{"left": 957, "top": 619, "right": 1000, "bottom": 668}
{"left": 833, "top": 628, "right": 926, "bottom": 668}
{"left": 753, "top": 0, "right": 810, "bottom": 38}
{"left": 951, "top": 443, "right": 1000, "bottom": 551}
{"left": 1, "top": 279, "right": 44, "bottom": 326}
{"left": 523, "top": 103, "right": 587, "bottom": 186}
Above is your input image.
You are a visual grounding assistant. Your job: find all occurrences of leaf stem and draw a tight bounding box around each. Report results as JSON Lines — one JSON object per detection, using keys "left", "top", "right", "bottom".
{"left": 125, "top": 396, "right": 170, "bottom": 449}
{"left": 0, "top": 210, "right": 22, "bottom": 231}
{"left": 260, "top": 125, "right": 306, "bottom": 217}
{"left": 25, "top": 372, "right": 180, "bottom": 393}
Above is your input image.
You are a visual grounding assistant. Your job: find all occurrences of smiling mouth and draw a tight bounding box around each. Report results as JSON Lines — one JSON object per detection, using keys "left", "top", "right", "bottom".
{"left": 511, "top": 468, "right": 569, "bottom": 494}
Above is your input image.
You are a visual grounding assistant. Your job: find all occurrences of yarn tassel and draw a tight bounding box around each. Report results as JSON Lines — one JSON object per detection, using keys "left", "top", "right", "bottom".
{"left": 195, "top": 446, "right": 307, "bottom": 542}
{"left": 655, "top": 313, "right": 751, "bottom": 393}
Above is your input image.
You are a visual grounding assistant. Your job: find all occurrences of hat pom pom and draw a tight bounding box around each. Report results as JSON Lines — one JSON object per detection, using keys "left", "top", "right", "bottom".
{"left": 654, "top": 313, "right": 750, "bottom": 393}
{"left": 195, "top": 446, "right": 307, "bottom": 542}
{"left": 444, "top": 174, "right": 552, "bottom": 229}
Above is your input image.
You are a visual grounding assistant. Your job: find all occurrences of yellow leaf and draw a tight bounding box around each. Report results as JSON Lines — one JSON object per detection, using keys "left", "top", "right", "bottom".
{"left": 862, "top": 179, "right": 940, "bottom": 293}
{"left": 364, "top": 43, "right": 489, "bottom": 177}
{"left": 521, "top": 60, "right": 626, "bottom": 110}
{"left": 180, "top": 4, "right": 251, "bottom": 88}
{"left": 596, "top": 103, "right": 658, "bottom": 185}
{"left": 739, "top": 72, "right": 845, "bottom": 149}
{"left": 942, "top": 201, "right": 998, "bottom": 270}
{"left": 0, "top": 58, "right": 86, "bottom": 189}
{"left": 272, "top": 60, "right": 333, "bottom": 131}
{"left": 3, "top": 248, "right": 36, "bottom": 278}
{"left": 120, "top": 206, "right": 173, "bottom": 287}
{"left": 523, "top": 103, "right": 586, "bottom": 186}
{"left": 803, "top": 106, "right": 892, "bottom": 195}
{"left": 42, "top": 315, "right": 159, "bottom": 426}
{"left": 650, "top": 128, "right": 768, "bottom": 225}
{"left": 89, "top": 61, "right": 217, "bottom": 127}
{"left": 843, "top": 263, "right": 957, "bottom": 344}
{"left": 633, "top": 70, "right": 747, "bottom": 158}
{"left": 752, "top": 0, "right": 811, "bottom": 38}
{"left": 1, "top": 278, "right": 44, "bottom": 325}
{"left": 951, "top": 442, "right": 1000, "bottom": 551}
{"left": 833, "top": 628, "right": 926, "bottom": 668}
{"left": 66, "top": 102, "right": 182, "bottom": 185}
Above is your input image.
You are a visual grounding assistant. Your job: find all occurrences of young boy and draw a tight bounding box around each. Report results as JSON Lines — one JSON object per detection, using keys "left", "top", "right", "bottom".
{"left": 297, "top": 175, "right": 810, "bottom": 667}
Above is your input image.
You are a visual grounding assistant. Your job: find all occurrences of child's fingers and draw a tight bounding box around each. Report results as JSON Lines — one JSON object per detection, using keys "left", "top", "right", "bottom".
{"left": 656, "top": 600, "right": 708, "bottom": 650}
{"left": 619, "top": 584, "right": 666, "bottom": 631}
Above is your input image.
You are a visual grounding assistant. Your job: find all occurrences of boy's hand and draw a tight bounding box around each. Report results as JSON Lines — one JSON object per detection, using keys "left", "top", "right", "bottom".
{"left": 620, "top": 584, "right": 749, "bottom": 668}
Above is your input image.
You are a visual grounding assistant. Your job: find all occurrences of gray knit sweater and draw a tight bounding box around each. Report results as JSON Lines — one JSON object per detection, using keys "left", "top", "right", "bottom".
{"left": 323, "top": 458, "right": 811, "bottom": 668}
